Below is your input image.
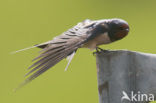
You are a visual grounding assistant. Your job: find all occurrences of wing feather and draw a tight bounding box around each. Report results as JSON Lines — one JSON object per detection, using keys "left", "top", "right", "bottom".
{"left": 29, "top": 47, "right": 65, "bottom": 69}
{"left": 23, "top": 31, "right": 87, "bottom": 84}
{"left": 14, "top": 20, "right": 99, "bottom": 90}
{"left": 25, "top": 48, "right": 65, "bottom": 75}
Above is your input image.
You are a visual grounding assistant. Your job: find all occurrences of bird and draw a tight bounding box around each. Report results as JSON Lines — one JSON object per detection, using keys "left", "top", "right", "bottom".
{"left": 14, "top": 18, "right": 129, "bottom": 89}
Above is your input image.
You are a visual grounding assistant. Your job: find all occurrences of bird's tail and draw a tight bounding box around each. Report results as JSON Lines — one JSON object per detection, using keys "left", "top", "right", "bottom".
{"left": 10, "top": 41, "right": 51, "bottom": 54}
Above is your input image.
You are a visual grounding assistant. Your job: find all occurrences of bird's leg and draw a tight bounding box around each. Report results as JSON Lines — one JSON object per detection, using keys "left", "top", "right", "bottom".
{"left": 96, "top": 47, "right": 109, "bottom": 53}
{"left": 93, "top": 47, "right": 101, "bottom": 55}
{"left": 93, "top": 47, "right": 109, "bottom": 55}
{"left": 93, "top": 47, "right": 99, "bottom": 56}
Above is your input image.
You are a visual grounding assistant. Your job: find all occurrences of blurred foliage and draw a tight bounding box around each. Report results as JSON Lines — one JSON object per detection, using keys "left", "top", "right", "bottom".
{"left": 0, "top": 0, "right": 156, "bottom": 103}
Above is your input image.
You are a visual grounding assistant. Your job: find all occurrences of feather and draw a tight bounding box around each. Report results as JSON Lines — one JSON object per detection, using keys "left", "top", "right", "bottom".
{"left": 10, "top": 41, "right": 51, "bottom": 54}
{"left": 24, "top": 39, "right": 81, "bottom": 82}
{"left": 65, "top": 51, "right": 75, "bottom": 71}
{"left": 15, "top": 19, "right": 95, "bottom": 91}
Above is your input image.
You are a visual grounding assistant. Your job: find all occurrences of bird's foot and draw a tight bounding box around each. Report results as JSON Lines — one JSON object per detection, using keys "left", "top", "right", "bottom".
{"left": 93, "top": 47, "right": 109, "bottom": 55}
{"left": 93, "top": 52, "right": 97, "bottom": 56}
{"left": 97, "top": 47, "right": 109, "bottom": 53}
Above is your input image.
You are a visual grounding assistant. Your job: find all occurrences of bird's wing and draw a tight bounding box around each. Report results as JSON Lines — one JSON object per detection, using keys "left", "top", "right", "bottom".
{"left": 19, "top": 27, "right": 91, "bottom": 86}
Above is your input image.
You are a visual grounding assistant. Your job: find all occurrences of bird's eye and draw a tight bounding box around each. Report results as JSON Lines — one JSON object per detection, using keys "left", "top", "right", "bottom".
{"left": 119, "top": 26, "right": 124, "bottom": 30}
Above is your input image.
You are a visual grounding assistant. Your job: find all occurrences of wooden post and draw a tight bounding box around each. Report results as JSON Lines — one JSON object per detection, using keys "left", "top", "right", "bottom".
{"left": 96, "top": 50, "right": 156, "bottom": 103}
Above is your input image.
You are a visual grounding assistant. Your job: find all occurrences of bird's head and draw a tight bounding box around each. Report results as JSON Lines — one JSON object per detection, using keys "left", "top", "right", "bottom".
{"left": 87, "top": 18, "right": 129, "bottom": 42}
{"left": 107, "top": 19, "right": 129, "bottom": 42}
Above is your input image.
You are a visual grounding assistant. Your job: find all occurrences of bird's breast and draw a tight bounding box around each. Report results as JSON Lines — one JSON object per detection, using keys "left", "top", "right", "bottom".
{"left": 82, "top": 33, "right": 111, "bottom": 50}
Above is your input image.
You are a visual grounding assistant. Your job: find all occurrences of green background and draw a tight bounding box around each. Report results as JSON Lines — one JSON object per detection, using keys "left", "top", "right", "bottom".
{"left": 0, "top": 0, "right": 156, "bottom": 103}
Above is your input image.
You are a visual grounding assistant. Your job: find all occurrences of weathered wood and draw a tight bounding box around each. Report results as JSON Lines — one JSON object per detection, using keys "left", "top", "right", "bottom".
{"left": 96, "top": 50, "right": 156, "bottom": 103}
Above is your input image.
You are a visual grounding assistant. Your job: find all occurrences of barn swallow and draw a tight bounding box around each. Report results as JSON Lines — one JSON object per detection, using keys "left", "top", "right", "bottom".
{"left": 14, "top": 18, "right": 129, "bottom": 87}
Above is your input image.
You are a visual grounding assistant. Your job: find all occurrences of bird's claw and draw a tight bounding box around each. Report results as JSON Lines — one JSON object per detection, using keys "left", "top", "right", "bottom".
{"left": 97, "top": 47, "right": 109, "bottom": 53}
{"left": 93, "top": 52, "right": 97, "bottom": 56}
{"left": 93, "top": 47, "right": 109, "bottom": 55}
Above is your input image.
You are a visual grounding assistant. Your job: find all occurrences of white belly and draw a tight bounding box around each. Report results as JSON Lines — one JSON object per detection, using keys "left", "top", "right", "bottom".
{"left": 82, "top": 33, "right": 111, "bottom": 50}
